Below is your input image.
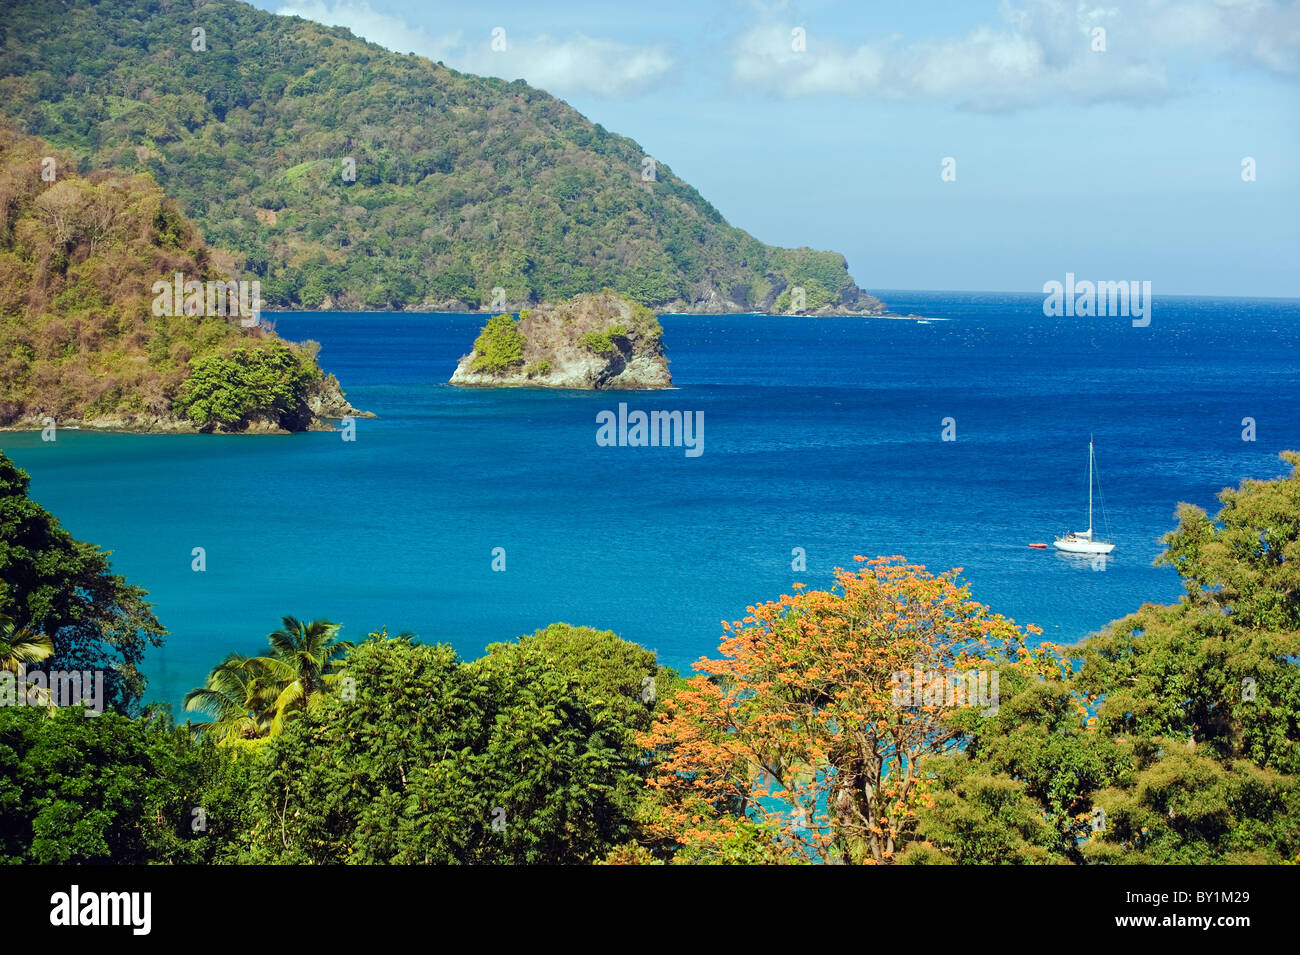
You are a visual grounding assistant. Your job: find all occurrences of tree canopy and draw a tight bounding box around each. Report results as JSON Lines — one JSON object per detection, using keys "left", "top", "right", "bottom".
{"left": 0, "top": 705, "right": 245, "bottom": 864}
{"left": 223, "top": 626, "right": 663, "bottom": 864}
{"left": 0, "top": 450, "right": 164, "bottom": 712}
{"left": 639, "top": 556, "right": 1056, "bottom": 863}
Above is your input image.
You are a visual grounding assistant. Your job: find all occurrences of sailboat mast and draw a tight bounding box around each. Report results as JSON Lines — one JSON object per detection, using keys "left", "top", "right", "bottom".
{"left": 1088, "top": 437, "right": 1094, "bottom": 534}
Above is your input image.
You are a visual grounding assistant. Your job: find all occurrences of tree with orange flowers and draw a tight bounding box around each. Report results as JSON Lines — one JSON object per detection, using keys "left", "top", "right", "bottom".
{"left": 638, "top": 556, "right": 1049, "bottom": 864}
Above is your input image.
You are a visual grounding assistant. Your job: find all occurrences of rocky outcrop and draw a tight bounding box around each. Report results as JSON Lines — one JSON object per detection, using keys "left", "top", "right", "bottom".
{"left": 307, "top": 374, "right": 371, "bottom": 424}
{"left": 449, "top": 291, "right": 672, "bottom": 390}
{"left": 658, "top": 274, "right": 887, "bottom": 316}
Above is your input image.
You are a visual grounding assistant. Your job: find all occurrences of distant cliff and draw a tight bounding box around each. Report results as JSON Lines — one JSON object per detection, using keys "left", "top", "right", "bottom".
{"left": 450, "top": 292, "right": 672, "bottom": 389}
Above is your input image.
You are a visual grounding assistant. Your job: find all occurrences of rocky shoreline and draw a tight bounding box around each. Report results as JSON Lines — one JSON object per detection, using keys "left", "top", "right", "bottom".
{"left": 0, "top": 375, "right": 371, "bottom": 435}
{"left": 277, "top": 284, "right": 891, "bottom": 318}
{"left": 282, "top": 300, "right": 892, "bottom": 318}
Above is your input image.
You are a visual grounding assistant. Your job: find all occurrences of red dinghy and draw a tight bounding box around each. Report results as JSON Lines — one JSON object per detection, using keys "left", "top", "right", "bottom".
{"left": 1028, "top": 543, "right": 1048, "bottom": 549}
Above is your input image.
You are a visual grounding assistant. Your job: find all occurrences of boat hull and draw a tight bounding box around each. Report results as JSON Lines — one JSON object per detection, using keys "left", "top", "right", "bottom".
{"left": 1053, "top": 539, "right": 1115, "bottom": 554}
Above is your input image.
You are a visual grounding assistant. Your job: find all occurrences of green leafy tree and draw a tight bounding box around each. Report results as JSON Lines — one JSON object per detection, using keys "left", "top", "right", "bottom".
{"left": 1078, "top": 450, "right": 1300, "bottom": 774}
{"left": 481, "top": 623, "right": 666, "bottom": 737}
{"left": 172, "top": 343, "right": 321, "bottom": 431}
{"left": 579, "top": 324, "right": 627, "bottom": 355}
{"left": 181, "top": 652, "right": 272, "bottom": 743}
{"left": 1157, "top": 450, "right": 1300, "bottom": 631}
{"left": 0, "top": 706, "right": 236, "bottom": 864}
{"left": 1083, "top": 746, "right": 1300, "bottom": 864}
{"left": 229, "top": 628, "right": 660, "bottom": 863}
{"left": 0, "top": 451, "right": 164, "bottom": 712}
{"left": 902, "top": 663, "right": 1130, "bottom": 864}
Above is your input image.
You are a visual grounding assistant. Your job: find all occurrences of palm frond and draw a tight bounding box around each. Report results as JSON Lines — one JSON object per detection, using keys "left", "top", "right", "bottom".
{"left": 0, "top": 615, "right": 55, "bottom": 673}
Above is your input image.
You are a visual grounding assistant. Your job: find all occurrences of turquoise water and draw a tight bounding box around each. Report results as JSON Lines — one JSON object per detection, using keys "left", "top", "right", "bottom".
{"left": 3, "top": 290, "right": 1298, "bottom": 713}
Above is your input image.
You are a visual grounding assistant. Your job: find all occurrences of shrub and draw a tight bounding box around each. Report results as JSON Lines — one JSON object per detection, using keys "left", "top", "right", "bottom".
{"left": 580, "top": 324, "right": 626, "bottom": 355}
{"left": 172, "top": 342, "right": 318, "bottom": 431}
{"left": 470, "top": 313, "right": 526, "bottom": 373}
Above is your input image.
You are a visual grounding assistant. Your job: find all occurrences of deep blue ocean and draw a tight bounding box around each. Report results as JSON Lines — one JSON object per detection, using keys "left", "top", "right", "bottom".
{"left": 3, "top": 290, "right": 1299, "bottom": 714}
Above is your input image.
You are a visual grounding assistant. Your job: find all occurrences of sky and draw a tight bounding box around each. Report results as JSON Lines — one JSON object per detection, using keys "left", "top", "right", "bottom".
{"left": 249, "top": 0, "right": 1300, "bottom": 297}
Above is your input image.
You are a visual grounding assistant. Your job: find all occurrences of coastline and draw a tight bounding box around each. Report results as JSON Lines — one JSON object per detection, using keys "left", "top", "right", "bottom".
{"left": 0, "top": 419, "right": 359, "bottom": 435}
{"left": 0, "top": 372, "right": 372, "bottom": 436}
{"left": 253, "top": 298, "right": 897, "bottom": 319}
{"left": 271, "top": 306, "right": 945, "bottom": 321}
{"left": 656, "top": 311, "right": 946, "bottom": 321}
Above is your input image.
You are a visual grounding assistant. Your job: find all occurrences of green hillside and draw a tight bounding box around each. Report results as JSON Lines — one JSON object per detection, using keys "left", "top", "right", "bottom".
{"left": 0, "top": 122, "right": 357, "bottom": 431}
{"left": 0, "top": 0, "right": 883, "bottom": 314}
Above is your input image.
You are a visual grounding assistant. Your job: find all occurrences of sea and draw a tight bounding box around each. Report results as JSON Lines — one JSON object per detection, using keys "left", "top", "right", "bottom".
{"left": 3, "top": 290, "right": 1298, "bottom": 714}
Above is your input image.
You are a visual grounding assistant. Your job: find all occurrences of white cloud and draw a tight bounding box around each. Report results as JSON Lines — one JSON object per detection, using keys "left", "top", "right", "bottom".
{"left": 273, "top": 1, "right": 674, "bottom": 97}
{"left": 276, "top": 0, "right": 462, "bottom": 60}
{"left": 460, "top": 35, "right": 675, "bottom": 98}
{"left": 730, "top": 0, "right": 1300, "bottom": 110}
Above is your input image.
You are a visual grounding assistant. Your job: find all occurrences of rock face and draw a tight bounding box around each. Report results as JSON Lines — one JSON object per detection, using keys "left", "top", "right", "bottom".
{"left": 307, "top": 374, "right": 370, "bottom": 424}
{"left": 449, "top": 278, "right": 888, "bottom": 318}
{"left": 449, "top": 292, "right": 672, "bottom": 390}
{"left": 661, "top": 273, "right": 888, "bottom": 316}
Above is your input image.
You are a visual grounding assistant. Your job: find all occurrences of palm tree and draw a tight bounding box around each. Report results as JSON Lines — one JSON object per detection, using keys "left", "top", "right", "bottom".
{"left": 184, "top": 616, "right": 352, "bottom": 740}
{"left": 256, "top": 616, "right": 354, "bottom": 734}
{"left": 0, "top": 613, "right": 54, "bottom": 674}
{"left": 182, "top": 652, "right": 275, "bottom": 742}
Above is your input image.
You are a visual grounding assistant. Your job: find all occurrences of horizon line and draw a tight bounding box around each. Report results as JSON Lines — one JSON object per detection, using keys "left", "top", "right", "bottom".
{"left": 866, "top": 288, "right": 1300, "bottom": 301}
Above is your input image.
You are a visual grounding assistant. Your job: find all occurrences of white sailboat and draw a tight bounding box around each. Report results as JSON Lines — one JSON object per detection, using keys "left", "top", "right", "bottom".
{"left": 1053, "top": 438, "right": 1115, "bottom": 555}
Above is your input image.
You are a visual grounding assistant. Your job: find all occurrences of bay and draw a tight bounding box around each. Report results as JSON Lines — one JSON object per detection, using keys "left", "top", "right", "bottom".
{"left": 3, "top": 289, "right": 1298, "bottom": 714}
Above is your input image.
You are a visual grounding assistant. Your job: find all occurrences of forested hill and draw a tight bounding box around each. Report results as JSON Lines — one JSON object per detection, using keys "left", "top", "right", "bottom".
{"left": 0, "top": 122, "right": 358, "bottom": 432}
{"left": 0, "top": 0, "right": 883, "bottom": 315}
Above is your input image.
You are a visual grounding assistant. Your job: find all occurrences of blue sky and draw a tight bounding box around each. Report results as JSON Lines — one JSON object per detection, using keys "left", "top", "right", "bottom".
{"left": 250, "top": 0, "right": 1300, "bottom": 296}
